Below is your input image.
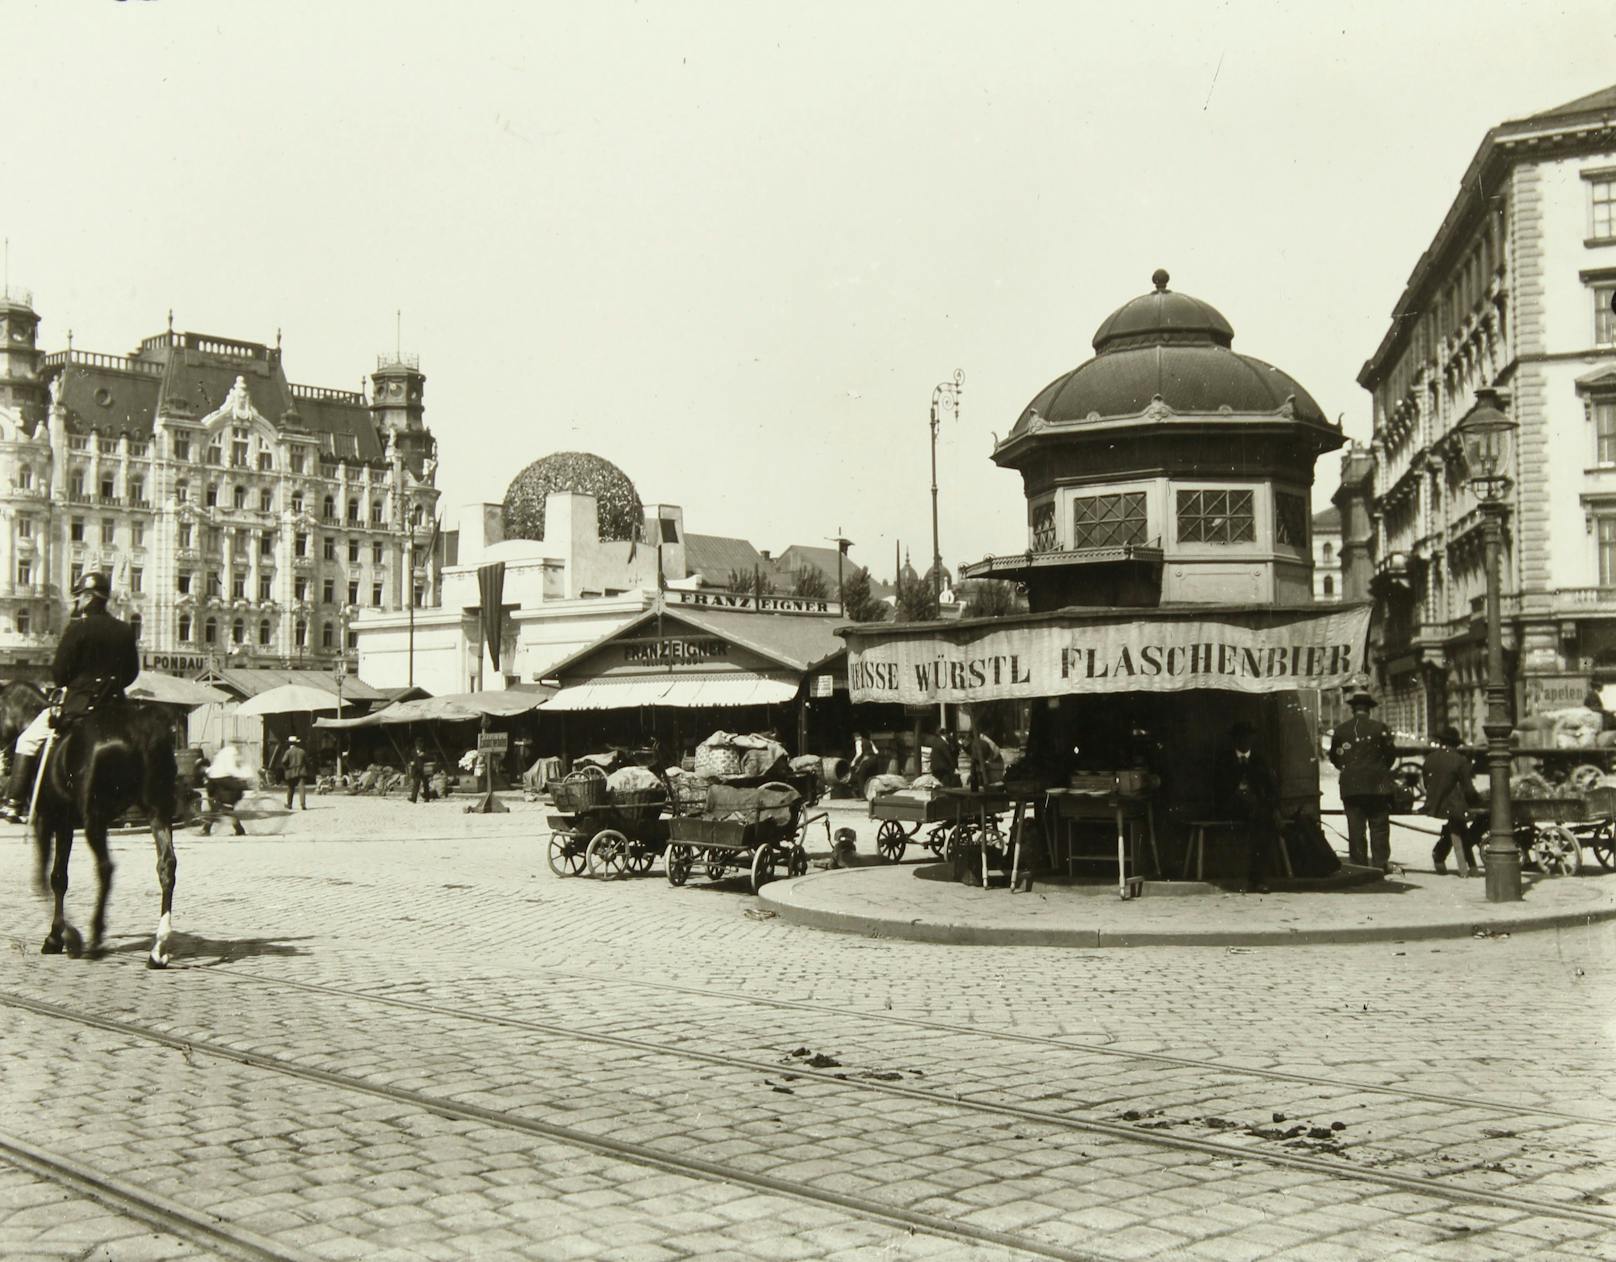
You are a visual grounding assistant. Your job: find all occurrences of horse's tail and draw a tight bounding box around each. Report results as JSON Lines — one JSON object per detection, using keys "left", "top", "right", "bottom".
{"left": 30, "top": 803, "right": 52, "bottom": 897}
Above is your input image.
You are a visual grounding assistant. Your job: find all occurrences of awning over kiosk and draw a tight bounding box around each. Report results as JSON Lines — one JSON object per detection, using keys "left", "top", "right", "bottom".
{"left": 842, "top": 603, "right": 1372, "bottom": 705}
{"left": 541, "top": 672, "right": 801, "bottom": 711}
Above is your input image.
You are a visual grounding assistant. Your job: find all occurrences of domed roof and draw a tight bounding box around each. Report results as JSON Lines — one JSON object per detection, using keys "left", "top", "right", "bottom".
{"left": 502, "top": 451, "right": 643, "bottom": 543}
{"left": 1008, "top": 270, "right": 1326, "bottom": 437}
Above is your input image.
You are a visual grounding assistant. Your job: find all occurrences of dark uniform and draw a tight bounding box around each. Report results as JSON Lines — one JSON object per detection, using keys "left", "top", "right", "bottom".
{"left": 1423, "top": 733, "right": 1482, "bottom": 874}
{"left": 52, "top": 607, "right": 140, "bottom": 711}
{"left": 1328, "top": 697, "right": 1396, "bottom": 871}
{"left": 1213, "top": 727, "right": 1281, "bottom": 892}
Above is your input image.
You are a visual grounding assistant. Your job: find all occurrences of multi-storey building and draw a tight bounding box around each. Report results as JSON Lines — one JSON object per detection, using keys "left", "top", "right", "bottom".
{"left": 1311, "top": 507, "right": 1343, "bottom": 603}
{"left": 0, "top": 292, "right": 439, "bottom": 676}
{"left": 1357, "top": 84, "right": 1616, "bottom": 739}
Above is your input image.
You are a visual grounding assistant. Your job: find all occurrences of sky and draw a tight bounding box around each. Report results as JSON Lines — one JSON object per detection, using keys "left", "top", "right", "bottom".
{"left": 5, "top": 0, "right": 1614, "bottom": 582}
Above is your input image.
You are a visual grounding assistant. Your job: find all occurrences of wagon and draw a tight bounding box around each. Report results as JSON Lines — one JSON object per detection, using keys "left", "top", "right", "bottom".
{"left": 867, "top": 790, "right": 1009, "bottom": 864}
{"left": 664, "top": 772, "right": 828, "bottom": 894}
{"left": 545, "top": 766, "right": 670, "bottom": 879}
{"left": 1511, "top": 786, "right": 1616, "bottom": 876}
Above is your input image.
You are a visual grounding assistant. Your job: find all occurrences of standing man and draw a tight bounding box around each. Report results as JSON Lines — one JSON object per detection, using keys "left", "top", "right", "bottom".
{"left": 281, "top": 736, "right": 309, "bottom": 811}
{"left": 1424, "top": 726, "right": 1482, "bottom": 875}
{"left": 1328, "top": 688, "right": 1396, "bottom": 872}
{"left": 407, "top": 739, "right": 435, "bottom": 804}
{"left": 1, "top": 571, "right": 139, "bottom": 822}
{"left": 1213, "top": 720, "right": 1281, "bottom": 895}
{"left": 924, "top": 724, "right": 960, "bottom": 788}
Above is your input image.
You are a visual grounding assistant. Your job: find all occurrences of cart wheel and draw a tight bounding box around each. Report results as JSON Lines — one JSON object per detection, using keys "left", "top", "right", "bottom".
{"left": 628, "top": 843, "right": 656, "bottom": 875}
{"left": 547, "top": 834, "right": 586, "bottom": 878}
{"left": 1569, "top": 763, "right": 1606, "bottom": 795}
{"left": 1589, "top": 822, "right": 1616, "bottom": 871}
{"left": 926, "top": 825, "right": 948, "bottom": 857}
{"left": 876, "top": 820, "right": 907, "bottom": 863}
{"left": 705, "top": 850, "right": 729, "bottom": 881}
{"left": 666, "top": 843, "right": 693, "bottom": 886}
{"left": 751, "top": 842, "right": 782, "bottom": 892}
{"left": 787, "top": 844, "right": 809, "bottom": 878}
{"left": 586, "top": 829, "right": 631, "bottom": 880}
{"left": 1531, "top": 824, "right": 1583, "bottom": 877}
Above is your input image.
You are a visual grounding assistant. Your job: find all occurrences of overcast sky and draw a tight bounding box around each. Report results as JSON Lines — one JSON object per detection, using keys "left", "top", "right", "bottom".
{"left": 7, "top": 1, "right": 1613, "bottom": 579}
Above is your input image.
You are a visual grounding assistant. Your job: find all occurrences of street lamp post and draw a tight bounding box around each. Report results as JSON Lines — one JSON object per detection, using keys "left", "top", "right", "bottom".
{"left": 1458, "top": 386, "right": 1521, "bottom": 904}
{"left": 929, "top": 370, "right": 964, "bottom": 608}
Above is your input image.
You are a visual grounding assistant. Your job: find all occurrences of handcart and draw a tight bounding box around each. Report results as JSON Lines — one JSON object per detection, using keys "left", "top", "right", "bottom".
{"left": 664, "top": 772, "right": 829, "bottom": 893}
{"left": 545, "top": 766, "right": 670, "bottom": 879}
{"left": 1512, "top": 786, "right": 1616, "bottom": 876}
{"left": 867, "top": 789, "right": 1009, "bottom": 865}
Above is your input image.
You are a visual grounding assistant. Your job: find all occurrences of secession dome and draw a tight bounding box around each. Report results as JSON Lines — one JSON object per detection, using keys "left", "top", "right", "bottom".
{"left": 1008, "top": 269, "right": 1325, "bottom": 434}
{"left": 502, "top": 451, "right": 644, "bottom": 542}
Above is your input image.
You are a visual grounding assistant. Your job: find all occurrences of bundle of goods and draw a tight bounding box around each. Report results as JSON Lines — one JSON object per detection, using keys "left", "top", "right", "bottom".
{"left": 695, "top": 731, "right": 789, "bottom": 780}
{"left": 552, "top": 763, "right": 610, "bottom": 813}
{"left": 1510, "top": 771, "right": 1557, "bottom": 799}
{"left": 863, "top": 773, "right": 910, "bottom": 801}
{"left": 1514, "top": 707, "right": 1611, "bottom": 751}
{"left": 706, "top": 782, "right": 800, "bottom": 833}
{"left": 607, "top": 764, "right": 667, "bottom": 817}
{"left": 665, "top": 765, "right": 714, "bottom": 815}
{"left": 788, "top": 754, "right": 824, "bottom": 798}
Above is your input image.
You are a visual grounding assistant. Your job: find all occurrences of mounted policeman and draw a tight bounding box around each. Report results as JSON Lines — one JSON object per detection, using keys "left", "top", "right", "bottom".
{"left": 1, "top": 571, "right": 140, "bottom": 822}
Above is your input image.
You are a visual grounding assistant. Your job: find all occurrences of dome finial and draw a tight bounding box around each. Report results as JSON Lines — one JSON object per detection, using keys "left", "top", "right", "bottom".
{"left": 1151, "top": 268, "right": 1170, "bottom": 292}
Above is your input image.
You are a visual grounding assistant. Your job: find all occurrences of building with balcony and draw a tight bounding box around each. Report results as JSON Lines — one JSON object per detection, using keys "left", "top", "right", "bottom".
{"left": 1358, "top": 83, "right": 1616, "bottom": 738}
{"left": 0, "top": 292, "right": 439, "bottom": 677}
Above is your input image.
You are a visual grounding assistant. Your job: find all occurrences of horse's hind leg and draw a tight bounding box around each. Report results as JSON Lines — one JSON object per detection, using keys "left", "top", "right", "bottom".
{"left": 83, "top": 819, "right": 115, "bottom": 958}
{"left": 41, "top": 821, "right": 80, "bottom": 957}
{"left": 148, "top": 819, "right": 177, "bottom": 969}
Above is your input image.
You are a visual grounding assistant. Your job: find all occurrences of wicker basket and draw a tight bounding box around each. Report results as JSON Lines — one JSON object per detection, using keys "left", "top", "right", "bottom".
{"left": 611, "top": 787, "right": 668, "bottom": 826}
{"left": 552, "top": 766, "right": 609, "bottom": 813}
{"left": 694, "top": 743, "right": 744, "bottom": 778}
{"left": 669, "top": 779, "right": 712, "bottom": 816}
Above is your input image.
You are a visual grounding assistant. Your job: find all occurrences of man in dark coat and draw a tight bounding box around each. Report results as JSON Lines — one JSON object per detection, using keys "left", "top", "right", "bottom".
{"left": 1213, "top": 720, "right": 1281, "bottom": 894}
{"left": 407, "top": 739, "right": 435, "bottom": 804}
{"left": 925, "top": 726, "right": 960, "bottom": 788}
{"left": 1424, "top": 725, "right": 1482, "bottom": 875}
{"left": 1, "top": 571, "right": 139, "bottom": 821}
{"left": 281, "top": 737, "right": 310, "bottom": 811}
{"left": 1328, "top": 688, "right": 1396, "bottom": 871}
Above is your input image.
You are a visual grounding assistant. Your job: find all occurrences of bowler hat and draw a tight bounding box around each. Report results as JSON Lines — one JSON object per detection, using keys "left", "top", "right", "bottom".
{"left": 1437, "top": 725, "right": 1462, "bottom": 747}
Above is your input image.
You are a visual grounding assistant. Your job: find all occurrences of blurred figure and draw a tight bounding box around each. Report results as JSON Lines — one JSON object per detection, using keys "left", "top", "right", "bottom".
{"left": 281, "top": 736, "right": 309, "bottom": 811}
{"left": 1213, "top": 720, "right": 1280, "bottom": 894}
{"left": 969, "top": 726, "right": 1004, "bottom": 791}
{"left": 1424, "top": 726, "right": 1482, "bottom": 875}
{"left": 200, "top": 744, "right": 251, "bottom": 837}
{"left": 408, "top": 739, "right": 436, "bottom": 803}
{"left": 924, "top": 724, "right": 960, "bottom": 788}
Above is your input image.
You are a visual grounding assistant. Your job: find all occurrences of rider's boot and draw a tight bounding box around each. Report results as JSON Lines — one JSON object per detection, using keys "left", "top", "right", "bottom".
{"left": 1, "top": 754, "right": 38, "bottom": 822}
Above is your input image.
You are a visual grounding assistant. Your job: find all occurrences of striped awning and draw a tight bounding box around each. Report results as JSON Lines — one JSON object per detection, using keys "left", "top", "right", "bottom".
{"left": 541, "top": 673, "right": 800, "bottom": 712}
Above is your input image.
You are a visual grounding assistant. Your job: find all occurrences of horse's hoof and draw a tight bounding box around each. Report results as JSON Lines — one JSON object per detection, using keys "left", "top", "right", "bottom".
{"left": 40, "top": 937, "right": 63, "bottom": 955}
{"left": 62, "top": 927, "right": 84, "bottom": 959}
{"left": 145, "top": 954, "right": 169, "bottom": 970}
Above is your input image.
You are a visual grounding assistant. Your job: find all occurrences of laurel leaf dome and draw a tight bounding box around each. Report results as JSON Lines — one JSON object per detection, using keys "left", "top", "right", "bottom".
{"left": 501, "top": 451, "right": 643, "bottom": 543}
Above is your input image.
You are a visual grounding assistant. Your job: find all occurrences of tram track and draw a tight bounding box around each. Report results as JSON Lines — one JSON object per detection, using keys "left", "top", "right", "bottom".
{"left": 0, "top": 1127, "right": 318, "bottom": 1262}
{"left": 3, "top": 964, "right": 1612, "bottom": 1238}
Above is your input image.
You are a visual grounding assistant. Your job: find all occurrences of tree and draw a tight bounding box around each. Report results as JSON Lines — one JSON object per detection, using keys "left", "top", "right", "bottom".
{"left": 790, "top": 566, "right": 832, "bottom": 600}
{"left": 960, "top": 579, "right": 1022, "bottom": 619}
{"left": 725, "top": 567, "right": 775, "bottom": 597}
{"left": 841, "top": 566, "right": 887, "bottom": 623}
{"left": 895, "top": 569, "right": 939, "bottom": 622}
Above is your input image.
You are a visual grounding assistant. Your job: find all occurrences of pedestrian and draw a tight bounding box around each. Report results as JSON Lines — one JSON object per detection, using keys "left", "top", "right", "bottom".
{"left": 1424, "top": 725, "right": 1482, "bottom": 875}
{"left": 924, "top": 724, "right": 960, "bottom": 789}
{"left": 969, "top": 725, "right": 1004, "bottom": 791}
{"left": 201, "top": 743, "right": 251, "bottom": 837}
{"left": 1328, "top": 688, "right": 1396, "bottom": 871}
{"left": 407, "top": 739, "right": 436, "bottom": 804}
{"left": 848, "top": 730, "right": 881, "bottom": 797}
{"left": 1213, "top": 720, "right": 1281, "bottom": 894}
{"left": 282, "top": 736, "right": 309, "bottom": 811}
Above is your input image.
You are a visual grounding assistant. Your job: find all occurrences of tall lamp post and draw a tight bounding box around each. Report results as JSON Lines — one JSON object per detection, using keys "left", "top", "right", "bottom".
{"left": 1458, "top": 386, "right": 1522, "bottom": 903}
{"left": 929, "top": 370, "right": 964, "bottom": 608}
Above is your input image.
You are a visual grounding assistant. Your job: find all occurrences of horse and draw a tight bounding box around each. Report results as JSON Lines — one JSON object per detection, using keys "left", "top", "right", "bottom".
{"left": 0, "top": 679, "right": 47, "bottom": 776}
{"left": 31, "top": 697, "right": 182, "bottom": 968}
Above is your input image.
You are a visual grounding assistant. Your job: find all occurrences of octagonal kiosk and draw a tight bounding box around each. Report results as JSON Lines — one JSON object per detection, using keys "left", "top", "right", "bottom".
{"left": 843, "top": 271, "right": 1369, "bottom": 893}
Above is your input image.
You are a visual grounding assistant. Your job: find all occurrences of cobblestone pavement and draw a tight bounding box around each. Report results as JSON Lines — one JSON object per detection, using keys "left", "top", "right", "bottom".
{"left": 0, "top": 793, "right": 1611, "bottom": 1261}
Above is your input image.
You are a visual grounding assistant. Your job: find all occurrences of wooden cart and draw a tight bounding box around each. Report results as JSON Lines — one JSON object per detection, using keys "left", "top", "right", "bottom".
{"left": 867, "top": 791, "right": 1008, "bottom": 863}
{"left": 664, "top": 774, "right": 828, "bottom": 894}
{"left": 545, "top": 766, "right": 670, "bottom": 879}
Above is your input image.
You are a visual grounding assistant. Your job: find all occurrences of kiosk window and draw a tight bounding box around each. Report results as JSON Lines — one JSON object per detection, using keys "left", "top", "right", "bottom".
{"left": 1072, "top": 493, "right": 1146, "bottom": 548}
{"left": 1176, "top": 490, "right": 1255, "bottom": 544}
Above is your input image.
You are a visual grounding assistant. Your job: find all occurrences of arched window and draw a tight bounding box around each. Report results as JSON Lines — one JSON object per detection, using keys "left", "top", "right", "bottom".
{"left": 178, "top": 614, "right": 191, "bottom": 642}
{"left": 1323, "top": 575, "right": 1335, "bottom": 596}
{"left": 1322, "top": 542, "right": 1334, "bottom": 563}
{"left": 232, "top": 619, "right": 245, "bottom": 644}
{"left": 203, "top": 618, "right": 218, "bottom": 644}
{"left": 322, "top": 495, "right": 335, "bottom": 520}
{"left": 258, "top": 620, "right": 272, "bottom": 646}
{"left": 175, "top": 478, "right": 188, "bottom": 504}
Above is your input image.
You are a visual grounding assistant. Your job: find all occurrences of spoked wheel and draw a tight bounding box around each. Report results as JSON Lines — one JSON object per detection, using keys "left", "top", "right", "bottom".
{"left": 786, "top": 842, "right": 809, "bottom": 878}
{"left": 876, "top": 820, "right": 908, "bottom": 863}
{"left": 666, "top": 843, "right": 694, "bottom": 886}
{"left": 751, "top": 842, "right": 784, "bottom": 893}
{"left": 704, "top": 850, "right": 730, "bottom": 882}
{"left": 586, "top": 829, "right": 631, "bottom": 880}
{"left": 1588, "top": 821, "right": 1616, "bottom": 871}
{"left": 1530, "top": 824, "right": 1583, "bottom": 877}
{"left": 628, "top": 842, "right": 657, "bottom": 875}
{"left": 547, "top": 834, "right": 587, "bottom": 877}
{"left": 1568, "top": 763, "right": 1606, "bottom": 795}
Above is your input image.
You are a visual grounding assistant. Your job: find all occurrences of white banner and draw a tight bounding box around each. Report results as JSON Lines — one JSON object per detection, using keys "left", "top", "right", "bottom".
{"left": 846, "top": 606, "right": 1372, "bottom": 704}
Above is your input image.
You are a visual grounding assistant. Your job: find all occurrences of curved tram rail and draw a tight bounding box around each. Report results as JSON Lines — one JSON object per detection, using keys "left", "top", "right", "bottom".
{"left": 2, "top": 958, "right": 1612, "bottom": 1249}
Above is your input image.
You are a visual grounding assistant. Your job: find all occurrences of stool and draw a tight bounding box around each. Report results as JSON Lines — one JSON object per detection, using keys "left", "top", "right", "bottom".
{"left": 1181, "top": 820, "right": 1242, "bottom": 880}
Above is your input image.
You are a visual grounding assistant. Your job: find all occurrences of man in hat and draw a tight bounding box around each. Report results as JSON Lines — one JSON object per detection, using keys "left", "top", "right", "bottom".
{"left": 1328, "top": 688, "right": 1396, "bottom": 871}
{"left": 281, "top": 736, "right": 309, "bottom": 811}
{"left": 1213, "top": 720, "right": 1281, "bottom": 894}
{"left": 1, "top": 570, "right": 139, "bottom": 822}
{"left": 1423, "top": 725, "right": 1482, "bottom": 875}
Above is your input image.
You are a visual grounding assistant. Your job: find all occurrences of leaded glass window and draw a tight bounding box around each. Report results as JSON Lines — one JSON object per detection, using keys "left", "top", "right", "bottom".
{"left": 1176, "top": 489, "right": 1255, "bottom": 544}
{"left": 1274, "top": 492, "right": 1309, "bottom": 548}
{"left": 1030, "top": 502, "right": 1056, "bottom": 552}
{"left": 1072, "top": 493, "right": 1148, "bottom": 548}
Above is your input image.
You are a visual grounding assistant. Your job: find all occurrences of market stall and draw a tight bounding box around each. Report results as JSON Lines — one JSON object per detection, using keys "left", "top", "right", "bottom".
{"left": 842, "top": 602, "right": 1372, "bottom": 885}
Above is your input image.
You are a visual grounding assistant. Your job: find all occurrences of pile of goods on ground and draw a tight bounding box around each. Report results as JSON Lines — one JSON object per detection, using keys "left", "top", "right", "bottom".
{"left": 1514, "top": 706, "right": 1616, "bottom": 751}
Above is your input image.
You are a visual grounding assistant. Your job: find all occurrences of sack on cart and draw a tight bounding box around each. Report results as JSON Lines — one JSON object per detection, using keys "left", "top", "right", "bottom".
{"left": 707, "top": 783, "right": 799, "bottom": 830}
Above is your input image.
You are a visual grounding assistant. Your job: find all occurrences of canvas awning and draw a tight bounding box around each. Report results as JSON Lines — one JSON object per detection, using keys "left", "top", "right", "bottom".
{"left": 541, "top": 673, "right": 800, "bottom": 712}
{"left": 841, "top": 603, "right": 1373, "bottom": 704}
{"left": 128, "top": 672, "right": 231, "bottom": 708}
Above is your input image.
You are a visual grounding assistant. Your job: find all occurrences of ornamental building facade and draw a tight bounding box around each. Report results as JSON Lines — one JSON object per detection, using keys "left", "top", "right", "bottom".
{"left": 0, "top": 290, "right": 439, "bottom": 675}
{"left": 1357, "top": 84, "right": 1616, "bottom": 738}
